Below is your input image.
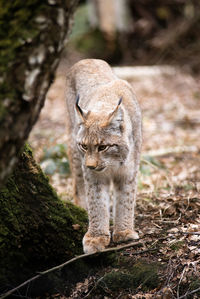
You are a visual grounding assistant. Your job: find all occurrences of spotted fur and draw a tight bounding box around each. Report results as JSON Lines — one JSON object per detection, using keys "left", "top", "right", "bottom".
{"left": 65, "top": 59, "right": 142, "bottom": 253}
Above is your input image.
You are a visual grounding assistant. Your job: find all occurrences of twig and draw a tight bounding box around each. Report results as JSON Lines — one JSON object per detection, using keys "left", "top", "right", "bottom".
{"left": 177, "top": 266, "right": 186, "bottom": 298}
{"left": 83, "top": 276, "right": 104, "bottom": 299}
{"left": 156, "top": 219, "right": 180, "bottom": 224}
{"left": 0, "top": 274, "right": 41, "bottom": 299}
{"left": 0, "top": 241, "right": 150, "bottom": 299}
{"left": 169, "top": 231, "right": 200, "bottom": 236}
{"left": 178, "top": 286, "right": 200, "bottom": 299}
{"left": 165, "top": 259, "right": 177, "bottom": 286}
{"left": 39, "top": 241, "right": 144, "bottom": 275}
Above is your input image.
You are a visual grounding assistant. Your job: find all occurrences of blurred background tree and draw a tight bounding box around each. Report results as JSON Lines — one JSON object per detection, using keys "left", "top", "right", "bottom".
{"left": 68, "top": 0, "right": 200, "bottom": 70}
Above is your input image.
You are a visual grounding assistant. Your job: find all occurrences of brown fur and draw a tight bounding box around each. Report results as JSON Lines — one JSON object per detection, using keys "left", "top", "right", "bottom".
{"left": 65, "top": 59, "right": 142, "bottom": 253}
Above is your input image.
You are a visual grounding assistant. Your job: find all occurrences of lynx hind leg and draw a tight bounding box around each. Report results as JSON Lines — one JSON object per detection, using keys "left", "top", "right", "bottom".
{"left": 73, "top": 176, "right": 87, "bottom": 210}
{"left": 73, "top": 168, "right": 87, "bottom": 209}
{"left": 67, "top": 145, "right": 87, "bottom": 209}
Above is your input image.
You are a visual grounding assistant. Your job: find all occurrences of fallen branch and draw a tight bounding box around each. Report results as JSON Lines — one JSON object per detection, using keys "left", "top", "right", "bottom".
{"left": 168, "top": 231, "right": 200, "bottom": 236}
{"left": 39, "top": 241, "right": 149, "bottom": 275}
{"left": 178, "top": 286, "right": 200, "bottom": 299}
{"left": 1, "top": 241, "right": 153, "bottom": 299}
{"left": 0, "top": 274, "right": 41, "bottom": 299}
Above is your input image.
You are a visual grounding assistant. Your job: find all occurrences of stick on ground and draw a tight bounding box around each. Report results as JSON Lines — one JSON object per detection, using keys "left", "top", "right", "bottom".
{"left": 1, "top": 241, "right": 153, "bottom": 299}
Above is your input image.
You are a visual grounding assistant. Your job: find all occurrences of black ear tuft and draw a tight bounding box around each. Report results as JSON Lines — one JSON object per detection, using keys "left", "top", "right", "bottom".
{"left": 118, "top": 97, "right": 122, "bottom": 106}
{"left": 76, "top": 94, "right": 80, "bottom": 106}
{"left": 76, "top": 94, "right": 83, "bottom": 116}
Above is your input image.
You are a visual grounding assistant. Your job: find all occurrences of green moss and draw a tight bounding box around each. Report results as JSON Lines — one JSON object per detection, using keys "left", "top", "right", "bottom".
{"left": 0, "top": 0, "right": 45, "bottom": 74}
{"left": 170, "top": 240, "right": 184, "bottom": 251}
{"left": 99, "top": 271, "right": 135, "bottom": 291}
{"left": 97, "top": 260, "right": 159, "bottom": 294}
{"left": 190, "top": 277, "right": 200, "bottom": 295}
{"left": 0, "top": 0, "right": 44, "bottom": 104}
{"left": 0, "top": 0, "right": 56, "bottom": 125}
{"left": 0, "top": 144, "right": 88, "bottom": 287}
{"left": 130, "top": 261, "right": 159, "bottom": 290}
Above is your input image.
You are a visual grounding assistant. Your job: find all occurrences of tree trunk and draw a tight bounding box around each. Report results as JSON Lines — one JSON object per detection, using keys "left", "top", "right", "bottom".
{"left": 0, "top": 145, "right": 88, "bottom": 292}
{"left": 0, "top": 0, "right": 90, "bottom": 294}
{"left": 0, "top": 0, "right": 78, "bottom": 186}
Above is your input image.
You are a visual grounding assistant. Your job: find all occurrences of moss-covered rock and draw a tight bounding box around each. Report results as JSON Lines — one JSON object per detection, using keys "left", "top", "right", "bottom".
{"left": 96, "top": 260, "right": 160, "bottom": 295}
{"left": 0, "top": 145, "right": 88, "bottom": 290}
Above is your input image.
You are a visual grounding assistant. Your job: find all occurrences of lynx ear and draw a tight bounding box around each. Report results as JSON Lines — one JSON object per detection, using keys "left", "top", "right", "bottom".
{"left": 107, "top": 97, "right": 123, "bottom": 125}
{"left": 75, "top": 95, "right": 90, "bottom": 122}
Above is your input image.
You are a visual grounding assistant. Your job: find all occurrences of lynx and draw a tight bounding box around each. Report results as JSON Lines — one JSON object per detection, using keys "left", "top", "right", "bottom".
{"left": 65, "top": 59, "right": 142, "bottom": 254}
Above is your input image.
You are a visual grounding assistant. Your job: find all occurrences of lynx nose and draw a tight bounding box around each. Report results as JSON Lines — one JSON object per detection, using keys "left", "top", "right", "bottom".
{"left": 85, "top": 156, "right": 98, "bottom": 170}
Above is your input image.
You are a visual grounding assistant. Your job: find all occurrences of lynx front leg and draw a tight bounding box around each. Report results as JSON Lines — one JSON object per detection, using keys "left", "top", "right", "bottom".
{"left": 113, "top": 175, "right": 139, "bottom": 243}
{"left": 83, "top": 173, "right": 110, "bottom": 253}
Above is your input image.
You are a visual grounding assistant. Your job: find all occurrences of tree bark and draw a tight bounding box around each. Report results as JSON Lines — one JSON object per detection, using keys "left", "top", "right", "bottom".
{"left": 0, "top": 0, "right": 78, "bottom": 186}
{"left": 0, "top": 0, "right": 89, "bottom": 294}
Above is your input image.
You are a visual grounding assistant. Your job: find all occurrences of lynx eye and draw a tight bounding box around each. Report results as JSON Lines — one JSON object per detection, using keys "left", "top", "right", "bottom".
{"left": 98, "top": 145, "right": 109, "bottom": 152}
{"left": 79, "top": 144, "right": 88, "bottom": 151}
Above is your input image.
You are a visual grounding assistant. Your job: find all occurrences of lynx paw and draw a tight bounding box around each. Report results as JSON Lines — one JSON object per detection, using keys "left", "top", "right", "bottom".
{"left": 83, "top": 232, "right": 110, "bottom": 254}
{"left": 113, "top": 229, "right": 139, "bottom": 244}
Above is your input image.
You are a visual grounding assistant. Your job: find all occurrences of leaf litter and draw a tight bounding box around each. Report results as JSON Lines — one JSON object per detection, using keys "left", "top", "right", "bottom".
{"left": 29, "top": 66, "right": 200, "bottom": 298}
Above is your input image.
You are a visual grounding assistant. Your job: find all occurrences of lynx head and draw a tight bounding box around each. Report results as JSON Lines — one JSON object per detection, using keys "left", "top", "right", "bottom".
{"left": 75, "top": 95, "right": 129, "bottom": 172}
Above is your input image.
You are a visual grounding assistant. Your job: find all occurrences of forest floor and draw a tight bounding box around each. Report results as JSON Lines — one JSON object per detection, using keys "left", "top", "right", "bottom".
{"left": 29, "top": 65, "right": 200, "bottom": 298}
